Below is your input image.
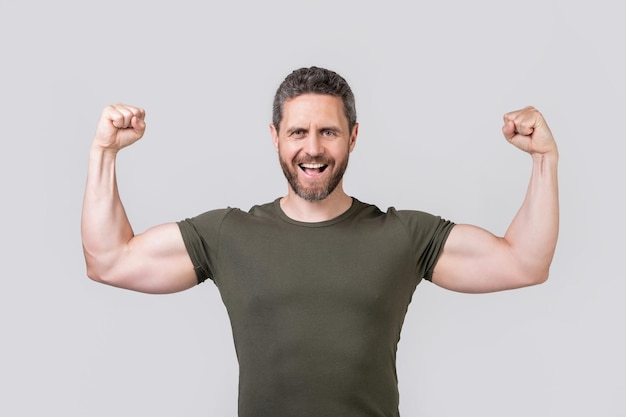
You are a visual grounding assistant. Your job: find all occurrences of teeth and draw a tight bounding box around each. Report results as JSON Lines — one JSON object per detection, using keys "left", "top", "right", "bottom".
{"left": 300, "top": 163, "right": 325, "bottom": 169}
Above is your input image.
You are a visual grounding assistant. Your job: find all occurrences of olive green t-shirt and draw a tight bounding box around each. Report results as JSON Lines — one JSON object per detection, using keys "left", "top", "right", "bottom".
{"left": 178, "top": 198, "right": 454, "bottom": 417}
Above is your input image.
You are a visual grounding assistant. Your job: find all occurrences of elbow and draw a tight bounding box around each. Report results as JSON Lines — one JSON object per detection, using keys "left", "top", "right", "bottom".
{"left": 82, "top": 243, "right": 129, "bottom": 287}
{"left": 84, "top": 250, "right": 103, "bottom": 283}
{"left": 84, "top": 253, "right": 141, "bottom": 291}
{"left": 531, "top": 271, "right": 549, "bottom": 286}
{"left": 83, "top": 253, "right": 120, "bottom": 286}
{"left": 85, "top": 263, "right": 104, "bottom": 284}
{"left": 511, "top": 251, "right": 553, "bottom": 288}
{"left": 520, "top": 266, "right": 550, "bottom": 287}
{"left": 85, "top": 261, "right": 110, "bottom": 285}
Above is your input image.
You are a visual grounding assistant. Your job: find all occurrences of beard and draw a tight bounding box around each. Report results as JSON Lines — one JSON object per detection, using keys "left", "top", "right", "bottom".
{"left": 279, "top": 153, "right": 349, "bottom": 202}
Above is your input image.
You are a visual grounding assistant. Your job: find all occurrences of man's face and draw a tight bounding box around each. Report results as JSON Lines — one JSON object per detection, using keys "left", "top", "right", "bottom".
{"left": 271, "top": 94, "right": 358, "bottom": 202}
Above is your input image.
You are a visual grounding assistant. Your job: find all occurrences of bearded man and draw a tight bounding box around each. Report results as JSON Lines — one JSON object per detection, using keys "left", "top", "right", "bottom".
{"left": 81, "top": 66, "right": 559, "bottom": 417}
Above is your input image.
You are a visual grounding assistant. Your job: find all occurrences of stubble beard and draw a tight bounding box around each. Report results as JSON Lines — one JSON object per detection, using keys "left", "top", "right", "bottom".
{"left": 279, "top": 153, "right": 349, "bottom": 202}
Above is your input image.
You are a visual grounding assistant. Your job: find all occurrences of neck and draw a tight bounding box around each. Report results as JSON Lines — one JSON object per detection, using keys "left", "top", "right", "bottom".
{"left": 280, "top": 184, "right": 352, "bottom": 223}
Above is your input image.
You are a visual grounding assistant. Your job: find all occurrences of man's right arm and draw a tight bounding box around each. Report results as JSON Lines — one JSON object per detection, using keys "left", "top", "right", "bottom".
{"left": 81, "top": 104, "right": 197, "bottom": 294}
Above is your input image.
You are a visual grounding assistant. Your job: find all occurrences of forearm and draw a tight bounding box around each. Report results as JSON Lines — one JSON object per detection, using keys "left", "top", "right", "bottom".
{"left": 81, "top": 144, "right": 134, "bottom": 280}
{"left": 504, "top": 151, "right": 559, "bottom": 281}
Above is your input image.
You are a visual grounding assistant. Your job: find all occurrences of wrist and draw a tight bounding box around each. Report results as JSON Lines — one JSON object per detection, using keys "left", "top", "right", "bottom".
{"left": 90, "top": 141, "right": 119, "bottom": 158}
{"left": 531, "top": 148, "right": 559, "bottom": 164}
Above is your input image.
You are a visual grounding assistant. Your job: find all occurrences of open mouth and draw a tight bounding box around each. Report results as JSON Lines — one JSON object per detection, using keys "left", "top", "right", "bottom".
{"left": 299, "top": 163, "right": 328, "bottom": 175}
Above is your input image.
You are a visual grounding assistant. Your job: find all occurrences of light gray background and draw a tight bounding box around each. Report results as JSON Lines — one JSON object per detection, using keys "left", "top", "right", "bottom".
{"left": 1, "top": 1, "right": 624, "bottom": 416}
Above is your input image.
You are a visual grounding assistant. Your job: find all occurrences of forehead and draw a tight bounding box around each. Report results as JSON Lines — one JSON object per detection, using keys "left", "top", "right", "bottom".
{"left": 281, "top": 94, "right": 347, "bottom": 128}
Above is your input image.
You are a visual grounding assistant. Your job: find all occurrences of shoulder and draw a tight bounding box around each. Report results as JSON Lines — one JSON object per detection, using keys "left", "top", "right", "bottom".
{"left": 354, "top": 202, "right": 455, "bottom": 243}
{"left": 355, "top": 200, "right": 449, "bottom": 226}
{"left": 345, "top": 200, "right": 453, "bottom": 236}
{"left": 181, "top": 200, "right": 279, "bottom": 223}
{"left": 247, "top": 199, "right": 281, "bottom": 218}
{"left": 180, "top": 207, "right": 238, "bottom": 225}
{"left": 390, "top": 207, "right": 451, "bottom": 225}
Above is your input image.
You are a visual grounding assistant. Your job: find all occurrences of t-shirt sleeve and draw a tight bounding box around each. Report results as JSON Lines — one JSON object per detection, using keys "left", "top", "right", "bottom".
{"left": 177, "top": 208, "right": 233, "bottom": 284}
{"left": 395, "top": 209, "right": 455, "bottom": 281}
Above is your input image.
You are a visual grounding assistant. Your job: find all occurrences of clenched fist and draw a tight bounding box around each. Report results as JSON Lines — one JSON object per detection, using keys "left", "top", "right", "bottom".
{"left": 93, "top": 104, "right": 146, "bottom": 152}
{"left": 502, "top": 106, "right": 557, "bottom": 157}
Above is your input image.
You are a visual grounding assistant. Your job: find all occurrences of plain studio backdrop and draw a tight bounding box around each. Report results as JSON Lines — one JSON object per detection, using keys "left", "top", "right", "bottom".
{"left": 1, "top": 1, "right": 623, "bottom": 416}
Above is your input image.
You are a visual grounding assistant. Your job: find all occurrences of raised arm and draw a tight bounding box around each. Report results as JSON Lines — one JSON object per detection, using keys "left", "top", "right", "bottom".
{"left": 81, "top": 104, "right": 197, "bottom": 294}
{"left": 432, "top": 106, "right": 559, "bottom": 293}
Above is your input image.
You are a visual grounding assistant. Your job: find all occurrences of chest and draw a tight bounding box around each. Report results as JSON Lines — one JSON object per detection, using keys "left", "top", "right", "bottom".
{"left": 213, "top": 221, "right": 420, "bottom": 324}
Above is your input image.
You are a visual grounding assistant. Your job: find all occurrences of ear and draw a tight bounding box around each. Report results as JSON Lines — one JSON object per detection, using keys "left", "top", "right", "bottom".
{"left": 348, "top": 123, "right": 359, "bottom": 153}
{"left": 270, "top": 124, "right": 279, "bottom": 152}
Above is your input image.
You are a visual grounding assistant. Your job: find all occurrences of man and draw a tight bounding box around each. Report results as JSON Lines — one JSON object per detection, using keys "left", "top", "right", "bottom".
{"left": 82, "top": 66, "right": 559, "bottom": 416}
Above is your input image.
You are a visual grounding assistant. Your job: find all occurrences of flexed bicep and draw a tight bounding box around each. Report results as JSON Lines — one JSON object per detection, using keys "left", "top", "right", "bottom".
{"left": 83, "top": 104, "right": 197, "bottom": 294}
{"left": 87, "top": 222, "right": 198, "bottom": 294}
{"left": 431, "top": 224, "right": 535, "bottom": 294}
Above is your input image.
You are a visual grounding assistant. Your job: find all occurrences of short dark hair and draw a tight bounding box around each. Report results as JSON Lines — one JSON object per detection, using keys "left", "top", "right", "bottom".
{"left": 272, "top": 66, "right": 357, "bottom": 133}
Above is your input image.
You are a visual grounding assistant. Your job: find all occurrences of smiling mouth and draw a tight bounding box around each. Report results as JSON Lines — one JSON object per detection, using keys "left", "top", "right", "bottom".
{"left": 299, "top": 163, "right": 328, "bottom": 174}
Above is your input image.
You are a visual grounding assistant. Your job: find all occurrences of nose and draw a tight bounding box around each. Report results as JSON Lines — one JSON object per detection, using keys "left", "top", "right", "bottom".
{"left": 304, "top": 132, "right": 323, "bottom": 156}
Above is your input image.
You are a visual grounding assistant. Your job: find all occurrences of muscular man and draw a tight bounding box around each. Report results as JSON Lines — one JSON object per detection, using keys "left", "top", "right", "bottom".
{"left": 81, "top": 67, "right": 559, "bottom": 416}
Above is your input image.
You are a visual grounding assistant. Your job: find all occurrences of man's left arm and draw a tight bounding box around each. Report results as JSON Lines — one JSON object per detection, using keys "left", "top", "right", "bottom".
{"left": 432, "top": 106, "right": 559, "bottom": 293}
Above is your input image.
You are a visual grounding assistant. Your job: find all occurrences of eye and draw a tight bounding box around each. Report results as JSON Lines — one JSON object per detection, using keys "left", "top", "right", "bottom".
{"left": 290, "top": 129, "right": 305, "bottom": 139}
{"left": 321, "top": 130, "right": 336, "bottom": 137}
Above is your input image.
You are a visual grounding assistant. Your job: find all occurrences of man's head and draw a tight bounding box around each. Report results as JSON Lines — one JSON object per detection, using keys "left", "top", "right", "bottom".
{"left": 270, "top": 67, "right": 358, "bottom": 202}
{"left": 272, "top": 66, "right": 357, "bottom": 135}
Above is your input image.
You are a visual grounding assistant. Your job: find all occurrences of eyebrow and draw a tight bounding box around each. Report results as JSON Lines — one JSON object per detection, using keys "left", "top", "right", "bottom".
{"left": 285, "top": 125, "right": 343, "bottom": 135}
{"left": 285, "top": 126, "right": 307, "bottom": 135}
{"left": 319, "top": 126, "right": 343, "bottom": 133}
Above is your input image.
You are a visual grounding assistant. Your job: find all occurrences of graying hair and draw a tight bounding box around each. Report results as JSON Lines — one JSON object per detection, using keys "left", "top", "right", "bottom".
{"left": 272, "top": 66, "right": 357, "bottom": 133}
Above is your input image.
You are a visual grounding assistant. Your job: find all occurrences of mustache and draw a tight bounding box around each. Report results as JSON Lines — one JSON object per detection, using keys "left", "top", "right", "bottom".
{"left": 294, "top": 156, "right": 332, "bottom": 165}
